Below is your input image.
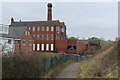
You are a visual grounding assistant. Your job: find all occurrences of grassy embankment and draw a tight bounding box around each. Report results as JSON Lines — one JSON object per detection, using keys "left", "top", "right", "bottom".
{"left": 78, "top": 44, "right": 118, "bottom": 78}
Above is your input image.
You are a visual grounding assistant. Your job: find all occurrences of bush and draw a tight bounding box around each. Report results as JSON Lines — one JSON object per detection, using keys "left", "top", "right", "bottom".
{"left": 2, "top": 52, "right": 83, "bottom": 78}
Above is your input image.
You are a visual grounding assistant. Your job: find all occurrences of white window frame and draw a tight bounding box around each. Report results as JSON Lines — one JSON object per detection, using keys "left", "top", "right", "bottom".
{"left": 37, "top": 44, "right": 40, "bottom": 51}
{"left": 28, "top": 31, "right": 30, "bottom": 35}
{"left": 32, "top": 27, "right": 35, "bottom": 31}
{"left": 33, "top": 44, "right": 35, "bottom": 51}
{"left": 51, "top": 44, "right": 54, "bottom": 51}
{"left": 29, "top": 27, "right": 31, "bottom": 30}
{"left": 51, "top": 26, "right": 54, "bottom": 31}
{"left": 41, "top": 44, "right": 44, "bottom": 51}
{"left": 46, "top": 26, "right": 49, "bottom": 31}
{"left": 25, "top": 31, "right": 27, "bottom": 35}
{"left": 46, "top": 44, "right": 49, "bottom": 51}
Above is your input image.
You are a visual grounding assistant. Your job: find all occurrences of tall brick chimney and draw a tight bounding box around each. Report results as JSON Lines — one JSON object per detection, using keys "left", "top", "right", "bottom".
{"left": 47, "top": 3, "right": 52, "bottom": 21}
{"left": 11, "top": 17, "right": 14, "bottom": 23}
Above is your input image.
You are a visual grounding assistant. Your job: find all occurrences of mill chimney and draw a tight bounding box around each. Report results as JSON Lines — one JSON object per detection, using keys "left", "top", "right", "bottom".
{"left": 47, "top": 3, "right": 52, "bottom": 21}
{"left": 11, "top": 17, "right": 14, "bottom": 23}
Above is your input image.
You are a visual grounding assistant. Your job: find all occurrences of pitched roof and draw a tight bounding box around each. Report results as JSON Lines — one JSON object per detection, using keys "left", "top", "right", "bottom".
{"left": 7, "top": 27, "right": 27, "bottom": 39}
{"left": 9, "top": 20, "right": 60, "bottom": 27}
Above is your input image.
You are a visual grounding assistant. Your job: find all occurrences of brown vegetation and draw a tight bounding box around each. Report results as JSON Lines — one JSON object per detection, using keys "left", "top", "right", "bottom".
{"left": 2, "top": 51, "right": 82, "bottom": 78}
{"left": 78, "top": 44, "right": 118, "bottom": 78}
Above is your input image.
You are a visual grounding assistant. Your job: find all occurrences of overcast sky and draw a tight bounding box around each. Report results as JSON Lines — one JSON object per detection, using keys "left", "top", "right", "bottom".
{"left": 1, "top": 2, "right": 118, "bottom": 40}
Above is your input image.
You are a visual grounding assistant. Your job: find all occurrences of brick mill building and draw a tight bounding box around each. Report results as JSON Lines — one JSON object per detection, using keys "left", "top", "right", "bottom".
{"left": 9, "top": 3, "right": 86, "bottom": 54}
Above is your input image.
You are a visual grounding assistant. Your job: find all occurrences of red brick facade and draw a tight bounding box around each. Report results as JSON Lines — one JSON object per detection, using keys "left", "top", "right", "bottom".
{"left": 10, "top": 3, "right": 86, "bottom": 54}
{"left": 15, "top": 28, "right": 33, "bottom": 52}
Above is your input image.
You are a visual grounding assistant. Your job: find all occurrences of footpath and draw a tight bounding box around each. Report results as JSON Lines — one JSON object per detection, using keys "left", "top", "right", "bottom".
{"left": 56, "top": 63, "right": 80, "bottom": 78}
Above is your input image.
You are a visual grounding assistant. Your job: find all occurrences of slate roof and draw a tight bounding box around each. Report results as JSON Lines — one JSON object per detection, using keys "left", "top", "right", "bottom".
{"left": 0, "top": 27, "right": 27, "bottom": 39}
{"left": 9, "top": 20, "right": 60, "bottom": 27}
{"left": 8, "top": 27, "right": 27, "bottom": 39}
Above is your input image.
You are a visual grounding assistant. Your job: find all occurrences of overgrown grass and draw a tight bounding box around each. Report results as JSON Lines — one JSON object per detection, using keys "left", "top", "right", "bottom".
{"left": 78, "top": 44, "right": 118, "bottom": 78}
{"left": 2, "top": 52, "right": 60, "bottom": 78}
{"left": 2, "top": 51, "right": 81, "bottom": 78}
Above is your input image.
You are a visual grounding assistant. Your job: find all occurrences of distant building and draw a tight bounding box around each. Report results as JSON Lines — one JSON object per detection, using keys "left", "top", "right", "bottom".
{"left": 0, "top": 24, "right": 9, "bottom": 34}
{"left": 0, "top": 24, "right": 14, "bottom": 53}
{"left": 84, "top": 37, "right": 110, "bottom": 55}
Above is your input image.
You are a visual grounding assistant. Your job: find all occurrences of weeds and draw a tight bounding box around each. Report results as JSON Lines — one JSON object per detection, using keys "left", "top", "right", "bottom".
{"left": 78, "top": 44, "right": 118, "bottom": 78}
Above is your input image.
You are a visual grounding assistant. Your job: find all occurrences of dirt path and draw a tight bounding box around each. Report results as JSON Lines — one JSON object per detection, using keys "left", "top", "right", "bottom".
{"left": 56, "top": 63, "right": 80, "bottom": 78}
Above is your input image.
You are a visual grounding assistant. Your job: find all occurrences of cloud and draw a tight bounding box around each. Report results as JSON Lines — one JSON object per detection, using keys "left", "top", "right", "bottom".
{"left": 2, "top": 2, "right": 118, "bottom": 40}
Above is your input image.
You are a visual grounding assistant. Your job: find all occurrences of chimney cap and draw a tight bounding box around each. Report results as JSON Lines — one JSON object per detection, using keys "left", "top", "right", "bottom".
{"left": 11, "top": 17, "right": 14, "bottom": 20}
{"left": 11, "top": 17, "right": 14, "bottom": 23}
{"left": 47, "top": 3, "right": 52, "bottom": 7}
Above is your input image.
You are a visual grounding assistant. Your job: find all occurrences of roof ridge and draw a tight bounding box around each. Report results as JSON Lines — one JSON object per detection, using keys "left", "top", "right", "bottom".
{"left": 13, "top": 20, "right": 59, "bottom": 23}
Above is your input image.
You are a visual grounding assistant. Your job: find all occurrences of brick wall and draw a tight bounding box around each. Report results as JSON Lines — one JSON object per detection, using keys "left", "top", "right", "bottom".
{"left": 15, "top": 28, "right": 33, "bottom": 52}
{"left": 55, "top": 40, "right": 67, "bottom": 53}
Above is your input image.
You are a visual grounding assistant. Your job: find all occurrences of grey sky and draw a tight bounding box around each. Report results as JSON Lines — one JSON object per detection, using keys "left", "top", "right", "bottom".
{"left": 2, "top": 2, "right": 118, "bottom": 40}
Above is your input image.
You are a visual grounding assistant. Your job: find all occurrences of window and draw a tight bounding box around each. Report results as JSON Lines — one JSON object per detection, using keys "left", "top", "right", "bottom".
{"left": 58, "top": 27, "right": 60, "bottom": 32}
{"left": 32, "top": 27, "right": 35, "bottom": 31}
{"left": 42, "top": 34, "right": 44, "bottom": 40}
{"left": 8, "top": 39, "right": 11, "bottom": 44}
{"left": 46, "top": 34, "right": 49, "bottom": 40}
{"left": 29, "top": 40, "right": 32, "bottom": 46}
{"left": 33, "top": 44, "right": 35, "bottom": 51}
{"left": 37, "top": 34, "right": 40, "bottom": 40}
{"left": 29, "top": 27, "right": 31, "bottom": 30}
{"left": 28, "top": 31, "right": 30, "bottom": 35}
{"left": 46, "top": 26, "right": 49, "bottom": 31}
{"left": 51, "top": 44, "right": 54, "bottom": 51}
{"left": 41, "top": 44, "right": 44, "bottom": 51}
{"left": 22, "top": 40, "right": 26, "bottom": 46}
{"left": 51, "top": 26, "right": 54, "bottom": 31}
{"left": 37, "top": 44, "right": 40, "bottom": 51}
{"left": 37, "top": 26, "right": 40, "bottom": 31}
{"left": 62, "top": 28, "right": 64, "bottom": 32}
{"left": 25, "top": 31, "right": 27, "bottom": 35}
{"left": 46, "top": 44, "right": 49, "bottom": 51}
{"left": 56, "top": 26, "right": 60, "bottom": 32}
{"left": 42, "top": 26, "right": 44, "bottom": 31}
{"left": 51, "top": 34, "right": 54, "bottom": 40}
{"left": 17, "top": 40, "right": 20, "bottom": 45}
{"left": 32, "top": 34, "right": 35, "bottom": 39}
